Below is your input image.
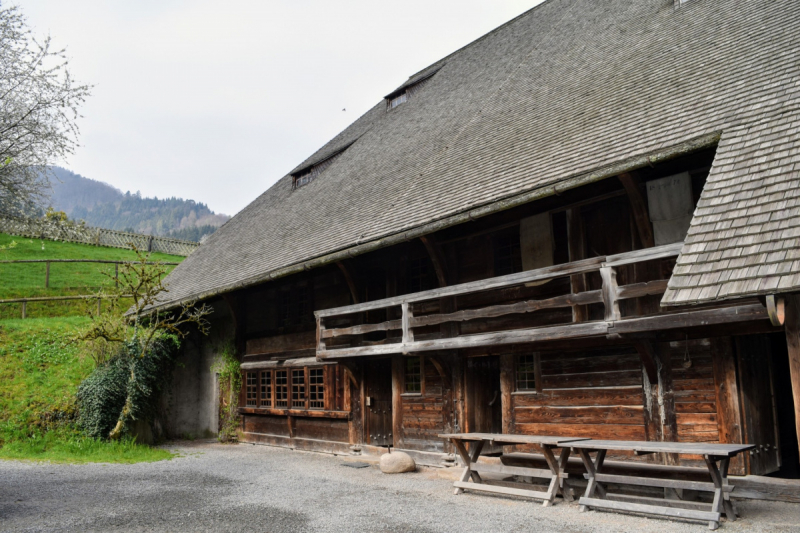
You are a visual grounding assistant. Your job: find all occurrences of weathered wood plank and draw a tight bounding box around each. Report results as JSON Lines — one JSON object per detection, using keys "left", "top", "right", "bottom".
{"left": 315, "top": 256, "right": 607, "bottom": 317}
{"left": 588, "top": 473, "right": 730, "bottom": 493}
{"left": 616, "top": 279, "right": 669, "bottom": 300}
{"left": 610, "top": 304, "right": 769, "bottom": 334}
{"left": 318, "top": 322, "right": 609, "bottom": 359}
{"left": 453, "top": 481, "right": 551, "bottom": 500}
{"left": 601, "top": 267, "right": 621, "bottom": 321}
{"left": 469, "top": 462, "right": 558, "bottom": 479}
{"left": 786, "top": 295, "right": 800, "bottom": 461}
{"left": 602, "top": 242, "right": 683, "bottom": 268}
{"left": 578, "top": 497, "right": 720, "bottom": 523}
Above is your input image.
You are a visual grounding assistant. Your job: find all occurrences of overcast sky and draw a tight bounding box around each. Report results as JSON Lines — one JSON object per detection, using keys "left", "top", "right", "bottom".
{"left": 23, "top": 1, "right": 544, "bottom": 216}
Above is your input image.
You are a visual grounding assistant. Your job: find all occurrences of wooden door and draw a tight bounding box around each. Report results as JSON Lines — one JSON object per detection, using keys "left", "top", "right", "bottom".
{"left": 467, "top": 356, "right": 502, "bottom": 452}
{"left": 364, "top": 359, "right": 393, "bottom": 447}
{"left": 736, "top": 335, "right": 781, "bottom": 475}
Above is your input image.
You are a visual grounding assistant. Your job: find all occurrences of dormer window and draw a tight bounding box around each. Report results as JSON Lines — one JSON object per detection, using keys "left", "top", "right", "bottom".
{"left": 384, "top": 65, "right": 442, "bottom": 111}
{"left": 290, "top": 142, "right": 354, "bottom": 190}
{"left": 388, "top": 91, "right": 408, "bottom": 110}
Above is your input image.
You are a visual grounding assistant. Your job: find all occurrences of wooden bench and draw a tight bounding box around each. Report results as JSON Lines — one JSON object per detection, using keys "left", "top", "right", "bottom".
{"left": 439, "top": 433, "right": 589, "bottom": 506}
{"left": 569, "top": 440, "right": 754, "bottom": 530}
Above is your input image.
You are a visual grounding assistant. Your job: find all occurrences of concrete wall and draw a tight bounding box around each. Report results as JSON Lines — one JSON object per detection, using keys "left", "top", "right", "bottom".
{"left": 163, "top": 299, "right": 233, "bottom": 439}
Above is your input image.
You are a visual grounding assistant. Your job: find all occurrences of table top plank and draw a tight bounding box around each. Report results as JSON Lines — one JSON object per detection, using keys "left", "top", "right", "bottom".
{"left": 568, "top": 440, "right": 754, "bottom": 456}
{"left": 439, "top": 433, "right": 589, "bottom": 446}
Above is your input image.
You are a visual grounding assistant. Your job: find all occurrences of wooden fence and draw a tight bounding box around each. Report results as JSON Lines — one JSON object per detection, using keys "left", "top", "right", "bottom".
{"left": 0, "top": 294, "right": 131, "bottom": 319}
{"left": 0, "top": 259, "right": 180, "bottom": 288}
{"left": 0, "top": 216, "right": 199, "bottom": 256}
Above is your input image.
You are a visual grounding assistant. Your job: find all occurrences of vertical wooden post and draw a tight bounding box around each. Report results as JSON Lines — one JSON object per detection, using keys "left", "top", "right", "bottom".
{"left": 499, "top": 354, "right": 514, "bottom": 435}
{"left": 401, "top": 302, "right": 413, "bottom": 351}
{"left": 45, "top": 261, "right": 50, "bottom": 289}
{"left": 316, "top": 317, "right": 325, "bottom": 353}
{"left": 567, "top": 208, "right": 587, "bottom": 322}
{"left": 97, "top": 298, "right": 101, "bottom": 315}
{"left": 392, "top": 356, "right": 404, "bottom": 449}
{"left": 21, "top": 300, "right": 26, "bottom": 319}
{"left": 600, "top": 266, "right": 621, "bottom": 321}
{"left": 115, "top": 263, "right": 119, "bottom": 288}
{"left": 785, "top": 294, "right": 800, "bottom": 460}
{"left": 711, "top": 337, "right": 745, "bottom": 475}
{"left": 656, "top": 342, "right": 679, "bottom": 465}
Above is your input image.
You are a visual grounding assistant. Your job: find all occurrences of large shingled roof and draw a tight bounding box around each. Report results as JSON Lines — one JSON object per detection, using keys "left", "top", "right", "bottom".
{"left": 157, "top": 0, "right": 800, "bottom": 311}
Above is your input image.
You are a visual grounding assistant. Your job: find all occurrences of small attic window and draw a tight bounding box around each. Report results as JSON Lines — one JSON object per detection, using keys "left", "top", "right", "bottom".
{"left": 388, "top": 91, "right": 408, "bottom": 110}
{"left": 384, "top": 66, "right": 442, "bottom": 111}
{"left": 291, "top": 143, "right": 353, "bottom": 190}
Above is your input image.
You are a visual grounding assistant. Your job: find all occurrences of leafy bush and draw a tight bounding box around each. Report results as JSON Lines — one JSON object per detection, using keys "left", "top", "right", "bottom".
{"left": 211, "top": 342, "right": 240, "bottom": 443}
{"left": 77, "top": 334, "right": 179, "bottom": 440}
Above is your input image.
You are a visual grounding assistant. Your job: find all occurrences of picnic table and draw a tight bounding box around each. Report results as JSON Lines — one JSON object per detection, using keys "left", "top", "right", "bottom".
{"left": 569, "top": 440, "right": 754, "bottom": 530}
{"left": 439, "top": 433, "right": 589, "bottom": 506}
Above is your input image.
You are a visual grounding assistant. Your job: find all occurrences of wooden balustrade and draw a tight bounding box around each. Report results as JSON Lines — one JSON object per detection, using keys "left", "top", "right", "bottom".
{"left": 314, "top": 242, "right": 768, "bottom": 359}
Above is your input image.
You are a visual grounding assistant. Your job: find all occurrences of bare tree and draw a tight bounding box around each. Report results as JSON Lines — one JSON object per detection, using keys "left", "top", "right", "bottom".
{"left": 0, "top": 4, "right": 90, "bottom": 217}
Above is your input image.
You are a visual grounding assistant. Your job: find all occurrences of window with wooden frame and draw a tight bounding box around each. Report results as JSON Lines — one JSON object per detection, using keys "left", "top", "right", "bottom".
{"left": 275, "top": 370, "right": 289, "bottom": 407}
{"left": 278, "top": 285, "right": 314, "bottom": 329}
{"left": 515, "top": 353, "right": 541, "bottom": 392}
{"left": 308, "top": 368, "right": 324, "bottom": 409}
{"left": 404, "top": 356, "right": 422, "bottom": 394}
{"left": 291, "top": 369, "right": 307, "bottom": 408}
{"left": 259, "top": 370, "right": 273, "bottom": 408}
{"left": 242, "top": 367, "right": 328, "bottom": 410}
{"left": 245, "top": 371, "right": 258, "bottom": 406}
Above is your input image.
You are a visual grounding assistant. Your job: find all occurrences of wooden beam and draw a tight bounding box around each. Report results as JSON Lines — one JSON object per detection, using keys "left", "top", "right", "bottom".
{"left": 711, "top": 337, "right": 745, "bottom": 475}
{"left": 392, "top": 356, "right": 404, "bottom": 449}
{"left": 336, "top": 261, "right": 360, "bottom": 304}
{"left": 631, "top": 340, "right": 658, "bottom": 384}
{"left": 618, "top": 172, "right": 655, "bottom": 249}
{"left": 785, "top": 294, "right": 800, "bottom": 461}
{"left": 567, "top": 208, "right": 588, "bottom": 323}
{"left": 656, "top": 342, "right": 679, "bottom": 466}
{"left": 500, "top": 354, "right": 514, "bottom": 435}
{"left": 420, "top": 235, "right": 448, "bottom": 287}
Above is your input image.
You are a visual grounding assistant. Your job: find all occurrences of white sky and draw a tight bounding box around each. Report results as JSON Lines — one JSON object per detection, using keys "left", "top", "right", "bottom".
{"left": 23, "top": 1, "right": 544, "bottom": 216}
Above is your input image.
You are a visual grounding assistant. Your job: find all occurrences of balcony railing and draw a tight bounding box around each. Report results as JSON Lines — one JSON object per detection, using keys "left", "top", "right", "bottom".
{"left": 314, "top": 242, "right": 767, "bottom": 359}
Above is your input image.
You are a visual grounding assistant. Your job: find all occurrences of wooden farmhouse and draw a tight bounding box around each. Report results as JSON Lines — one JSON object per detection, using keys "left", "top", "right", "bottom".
{"left": 157, "top": 0, "right": 800, "bottom": 491}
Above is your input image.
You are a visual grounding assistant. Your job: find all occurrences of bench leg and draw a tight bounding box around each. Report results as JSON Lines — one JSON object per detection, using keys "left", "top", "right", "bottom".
{"left": 558, "top": 447, "right": 574, "bottom": 503}
{"left": 703, "top": 455, "right": 724, "bottom": 530}
{"left": 718, "top": 458, "right": 737, "bottom": 520}
{"left": 577, "top": 449, "right": 606, "bottom": 512}
{"left": 541, "top": 445, "right": 562, "bottom": 507}
{"left": 452, "top": 439, "right": 484, "bottom": 495}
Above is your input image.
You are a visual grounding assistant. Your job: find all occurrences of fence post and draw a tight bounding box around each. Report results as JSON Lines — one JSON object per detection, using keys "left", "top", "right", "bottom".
{"left": 45, "top": 261, "right": 50, "bottom": 289}
{"left": 115, "top": 263, "right": 119, "bottom": 288}
{"left": 97, "top": 297, "right": 101, "bottom": 315}
{"left": 21, "top": 300, "right": 26, "bottom": 319}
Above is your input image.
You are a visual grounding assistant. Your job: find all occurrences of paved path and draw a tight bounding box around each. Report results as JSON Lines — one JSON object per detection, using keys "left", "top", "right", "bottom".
{"left": 1, "top": 442, "right": 798, "bottom": 532}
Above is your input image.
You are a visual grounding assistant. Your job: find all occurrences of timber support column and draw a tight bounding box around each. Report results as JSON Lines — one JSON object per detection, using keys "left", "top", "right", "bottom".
{"left": 785, "top": 294, "right": 800, "bottom": 459}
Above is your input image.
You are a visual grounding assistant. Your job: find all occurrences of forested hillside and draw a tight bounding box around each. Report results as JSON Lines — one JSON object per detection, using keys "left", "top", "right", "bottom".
{"left": 47, "top": 167, "right": 229, "bottom": 241}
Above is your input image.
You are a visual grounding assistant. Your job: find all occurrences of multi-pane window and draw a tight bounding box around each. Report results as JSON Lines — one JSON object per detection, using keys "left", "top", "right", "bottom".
{"left": 260, "top": 370, "right": 272, "bottom": 408}
{"left": 405, "top": 356, "right": 422, "bottom": 394}
{"left": 275, "top": 370, "right": 289, "bottom": 407}
{"left": 243, "top": 367, "right": 327, "bottom": 410}
{"left": 309, "top": 368, "right": 324, "bottom": 409}
{"left": 494, "top": 232, "right": 522, "bottom": 276}
{"left": 516, "top": 354, "right": 538, "bottom": 392}
{"left": 292, "top": 369, "right": 306, "bottom": 408}
{"left": 245, "top": 371, "right": 258, "bottom": 407}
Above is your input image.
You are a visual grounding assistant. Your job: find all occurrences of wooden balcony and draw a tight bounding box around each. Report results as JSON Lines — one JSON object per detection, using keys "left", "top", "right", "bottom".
{"left": 314, "top": 242, "right": 768, "bottom": 360}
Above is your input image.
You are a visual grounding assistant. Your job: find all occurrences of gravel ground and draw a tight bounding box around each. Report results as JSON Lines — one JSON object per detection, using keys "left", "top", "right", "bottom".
{"left": 1, "top": 441, "right": 798, "bottom": 532}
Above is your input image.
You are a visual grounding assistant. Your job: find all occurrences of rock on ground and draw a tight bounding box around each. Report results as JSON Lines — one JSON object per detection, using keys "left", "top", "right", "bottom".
{"left": 379, "top": 451, "right": 416, "bottom": 473}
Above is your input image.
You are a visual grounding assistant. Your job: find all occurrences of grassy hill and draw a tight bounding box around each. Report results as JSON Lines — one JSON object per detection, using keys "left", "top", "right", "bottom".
{"left": 0, "top": 232, "right": 183, "bottom": 320}
{"left": 0, "top": 234, "right": 183, "bottom": 462}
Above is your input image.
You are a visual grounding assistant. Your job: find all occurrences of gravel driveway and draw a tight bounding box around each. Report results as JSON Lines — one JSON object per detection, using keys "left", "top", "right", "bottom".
{"left": 1, "top": 442, "right": 798, "bottom": 532}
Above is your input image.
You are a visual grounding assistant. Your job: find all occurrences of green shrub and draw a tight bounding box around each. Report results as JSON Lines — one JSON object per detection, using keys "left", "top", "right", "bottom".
{"left": 76, "top": 334, "right": 179, "bottom": 440}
